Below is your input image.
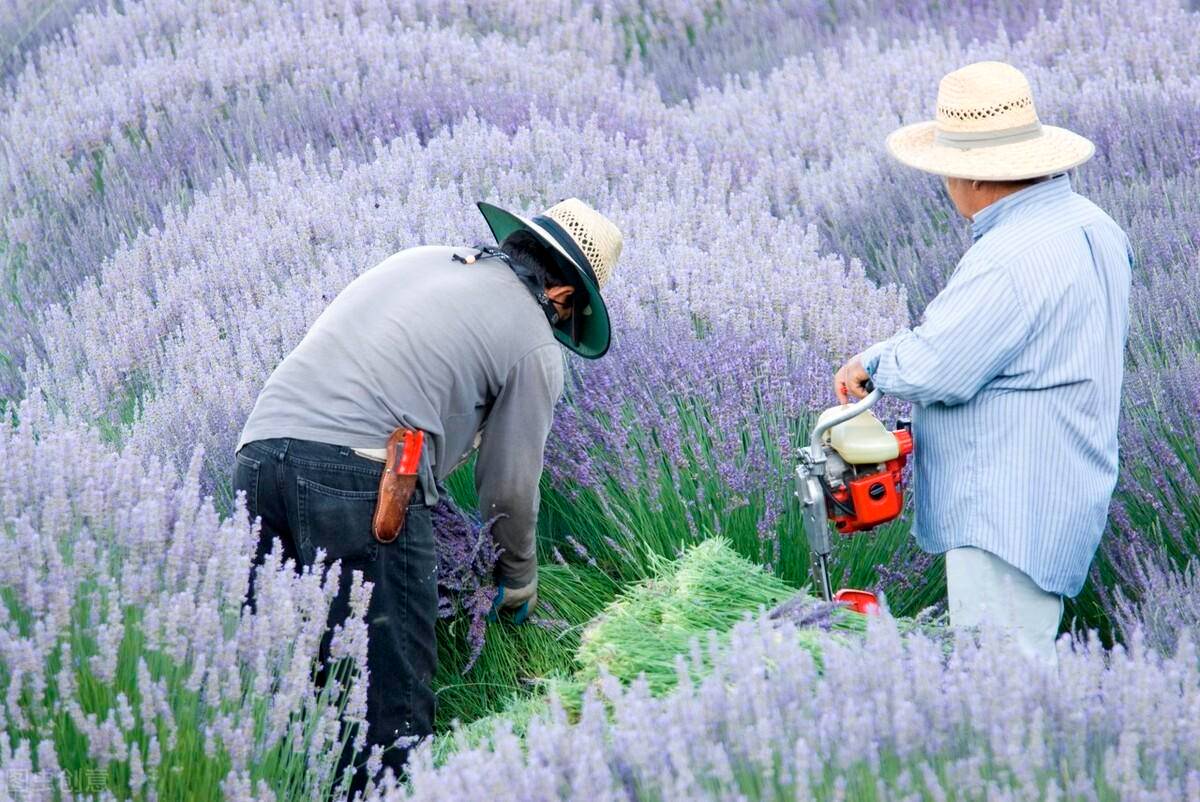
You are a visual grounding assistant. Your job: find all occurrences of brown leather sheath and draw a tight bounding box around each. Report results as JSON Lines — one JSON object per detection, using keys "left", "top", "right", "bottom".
{"left": 372, "top": 427, "right": 420, "bottom": 543}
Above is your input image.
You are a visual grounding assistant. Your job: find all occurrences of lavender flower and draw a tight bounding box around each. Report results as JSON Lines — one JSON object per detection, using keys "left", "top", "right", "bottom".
{"left": 390, "top": 614, "right": 1200, "bottom": 800}
{"left": 430, "top": 496, "right": 503, "bottom": 671}
{"left": 0, "top": 395, "right": 370, "bottom": 798}
{"left": 5, "top": 0, "right": 1200, "bottom": 795}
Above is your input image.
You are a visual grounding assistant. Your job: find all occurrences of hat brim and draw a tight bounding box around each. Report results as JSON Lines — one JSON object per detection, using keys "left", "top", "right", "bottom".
{"left": 476, "top": 201, "right": 611, "bottom": 359}
{"left": 885, "top": 121, "right": 1095, "bottom": 181}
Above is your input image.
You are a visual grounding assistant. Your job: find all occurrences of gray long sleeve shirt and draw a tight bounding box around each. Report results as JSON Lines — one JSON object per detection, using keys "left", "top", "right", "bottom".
{"left": 236, "top": 245, "right": 564, "bottom": 586}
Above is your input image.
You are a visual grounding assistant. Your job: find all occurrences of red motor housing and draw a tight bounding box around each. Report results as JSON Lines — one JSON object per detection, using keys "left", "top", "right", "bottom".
{"left": 828, "top": 429, "right": 913, "bottom": 534}
{"left": 833, "top": 588, "right": 881, "bottom": 615}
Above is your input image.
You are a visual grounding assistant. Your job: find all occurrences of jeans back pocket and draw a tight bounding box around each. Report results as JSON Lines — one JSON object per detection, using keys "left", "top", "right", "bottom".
{"left": 296, "top": 477, "right": 380, "bottom": 567}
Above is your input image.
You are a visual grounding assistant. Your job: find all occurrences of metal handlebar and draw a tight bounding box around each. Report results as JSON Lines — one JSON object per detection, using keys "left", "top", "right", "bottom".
{"left": 808, "top": 386, "right": 882, "bottom": 454}
{"left": 797, "top": 379, "right": 884, "bottom": 603}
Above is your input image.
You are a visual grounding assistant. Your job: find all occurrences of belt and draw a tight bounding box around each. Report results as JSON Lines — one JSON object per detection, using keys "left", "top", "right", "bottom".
{"left": 354, "top": 431, "right": 480, "bottom": 465}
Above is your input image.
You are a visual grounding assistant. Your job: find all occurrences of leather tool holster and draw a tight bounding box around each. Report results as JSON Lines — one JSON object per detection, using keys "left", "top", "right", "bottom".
{"left": 372, "top": 427, "right": 422, "bottom": 543}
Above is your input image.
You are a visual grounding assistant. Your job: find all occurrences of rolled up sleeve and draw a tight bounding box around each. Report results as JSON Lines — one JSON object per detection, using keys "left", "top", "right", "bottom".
{"left": 860, "top": 261, "right": 1034, "bottom": 407}
{"left": 474, "top": 345, "right": 564, "bottom": 587}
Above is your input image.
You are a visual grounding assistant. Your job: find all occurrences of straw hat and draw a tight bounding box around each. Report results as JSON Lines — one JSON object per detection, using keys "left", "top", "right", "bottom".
{"left": 886, "top": 61, "right": 1094, "bottom": 181}
{"left": 477, "top": 197, "right": 622, "bottom": 359}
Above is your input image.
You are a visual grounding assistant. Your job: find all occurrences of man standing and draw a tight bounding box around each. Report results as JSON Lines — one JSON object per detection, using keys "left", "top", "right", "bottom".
{"left": 834, "top": 62, "right": 1132, "bottom": 666}
{"left": 232, "top": 198, "right": 623, "bottom": 787}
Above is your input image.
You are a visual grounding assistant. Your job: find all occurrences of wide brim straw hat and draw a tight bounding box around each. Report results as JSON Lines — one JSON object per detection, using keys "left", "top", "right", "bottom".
{"left": 886, "top": 61, "right": 1094, "bottom": 181}
{"left": 477, "top": 197, "right": 622, "bottom": 359}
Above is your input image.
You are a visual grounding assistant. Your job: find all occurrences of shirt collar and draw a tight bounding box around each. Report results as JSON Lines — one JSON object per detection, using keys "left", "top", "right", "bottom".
{"left": 970, "top": 172, "right": 1073, "bottom": 241}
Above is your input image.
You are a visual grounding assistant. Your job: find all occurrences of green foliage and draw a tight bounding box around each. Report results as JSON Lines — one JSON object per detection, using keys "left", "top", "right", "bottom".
{"left": 540, "top": 402, "right": 942, "bottom": 618}
{"left": 430, "top": 539, "right": 874, "bottom": 764}
{"left": 429, "top": 390, "right": 942, "bottom": 737}
{"left": 576, "top": 539, "right": 863, "bottom": 693}
{"left": 432, "top": 563, "right": 616, "bottom": 731}
{"left": 430, "top": 678, "right": 582, "bottom": 765}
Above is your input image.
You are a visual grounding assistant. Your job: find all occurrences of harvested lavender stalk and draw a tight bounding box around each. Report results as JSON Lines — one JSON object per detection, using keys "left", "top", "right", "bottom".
{"left": 431, "top": 496, "right": 504, "bottom": 671}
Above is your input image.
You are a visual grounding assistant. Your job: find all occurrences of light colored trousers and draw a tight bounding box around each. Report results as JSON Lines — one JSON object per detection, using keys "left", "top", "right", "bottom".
{"left": 945, "top": 546, "right": 1064, "bottom": 668}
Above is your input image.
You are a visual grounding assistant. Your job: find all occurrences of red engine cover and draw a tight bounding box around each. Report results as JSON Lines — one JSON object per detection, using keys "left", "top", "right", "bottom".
{"left": 833, "top": 588, "right": 881, "bottom": 615}
{"left": 828, "top": 429, "right": 913, "bottom": 534}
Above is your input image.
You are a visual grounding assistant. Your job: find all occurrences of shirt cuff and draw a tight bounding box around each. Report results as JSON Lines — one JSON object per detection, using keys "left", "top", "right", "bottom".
{"left": 857, "top": 341, "right": 889, "bottom": 378}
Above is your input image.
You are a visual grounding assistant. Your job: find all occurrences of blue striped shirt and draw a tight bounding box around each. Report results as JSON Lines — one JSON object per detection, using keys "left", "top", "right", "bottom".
{"left": 859, "top": 173, "right": 1132, "bottom": 597}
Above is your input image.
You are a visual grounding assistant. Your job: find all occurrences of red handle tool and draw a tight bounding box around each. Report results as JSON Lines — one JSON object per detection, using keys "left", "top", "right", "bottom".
{"left": 397, "top": 429, "right": 424, "bottom": 476}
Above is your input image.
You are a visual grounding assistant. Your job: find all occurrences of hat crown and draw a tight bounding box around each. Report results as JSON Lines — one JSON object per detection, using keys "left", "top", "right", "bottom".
{"left": 542, "top": 198, "right": 622, "bottom": 289}
{"left": 935, "top": 61, "right": 1039, "bottom": 134}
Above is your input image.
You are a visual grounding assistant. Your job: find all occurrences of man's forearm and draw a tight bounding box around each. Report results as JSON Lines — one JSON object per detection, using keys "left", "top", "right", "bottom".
{"left": 473, "top": 348, "right": 562, "bottom": 587}
{"left": 475, "top": 446, "right": 541, "bottom": 586}
{"left": 488, "top": 499, "right": 539, "bottom": 587}
{"left": 858, "top": 331, "right": 968, "bottom": 406}
{"left": 857, "top": 333, "right": 924, "bottom": 398}
{"left": 857, "top": 262, "right": 1034, "bottom": 407}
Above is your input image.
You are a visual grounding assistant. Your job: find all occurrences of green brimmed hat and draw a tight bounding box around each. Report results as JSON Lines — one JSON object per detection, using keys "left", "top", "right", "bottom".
{"left": 476, "top": 197, "right": 623, "bottom": 359}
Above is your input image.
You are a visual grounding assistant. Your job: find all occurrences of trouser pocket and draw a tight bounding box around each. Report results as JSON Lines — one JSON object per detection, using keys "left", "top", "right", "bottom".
{"left": 296, "top": 477, "right": 380, "bottom": 567}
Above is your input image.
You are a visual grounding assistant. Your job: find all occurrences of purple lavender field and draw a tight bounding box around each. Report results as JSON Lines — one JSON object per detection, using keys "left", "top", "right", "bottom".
{"left": 1, "top": 0, "right": 1199, "bottom": 799}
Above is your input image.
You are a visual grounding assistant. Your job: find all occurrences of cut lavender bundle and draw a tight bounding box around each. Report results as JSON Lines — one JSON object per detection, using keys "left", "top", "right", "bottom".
{"left": 430, "top": 496, "right": 503, "bottom": 672}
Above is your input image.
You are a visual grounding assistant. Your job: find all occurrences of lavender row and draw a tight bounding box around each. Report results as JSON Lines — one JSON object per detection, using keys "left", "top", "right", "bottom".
{"left": 386, "top": 614, "right": 1200, "bottom": 800}
{"left": 0, "top": 395, "right": 370, "bottom": 798}
{"left": 33, "top": 0, "right": 1174, "bottom": 419}
{"left": 9, "top": 0, "right": 1191, "bottom": 330}
{"left": 670, "top": 0, "right": 1199, "bottom": 225}
{"left": 639, "top": 0, "right": 1070, "bottom": 101}
{"left": 0, "top": 13, "right": 661, "bottom": 393}
{"left": 27, "top": 114, "right": 908, "bottom": 506}
{"left": 0, "top": 0, "right": 1179, "bottom": 403}
{"left": 7, "top": 0, "right": 1180, "bottom": 396}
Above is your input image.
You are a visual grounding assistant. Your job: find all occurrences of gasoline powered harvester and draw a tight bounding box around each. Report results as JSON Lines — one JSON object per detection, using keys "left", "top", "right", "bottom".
{"left": 795, "top": 383, "right": 913, "bottom": 614}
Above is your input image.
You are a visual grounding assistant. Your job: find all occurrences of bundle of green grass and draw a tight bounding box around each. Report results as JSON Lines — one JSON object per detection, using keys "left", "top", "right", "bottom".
{"left": 575, "top": 538, "right": 860, "bottom": 692}
{"left": 432, "top": 538, "right": 869, "bottom": 761}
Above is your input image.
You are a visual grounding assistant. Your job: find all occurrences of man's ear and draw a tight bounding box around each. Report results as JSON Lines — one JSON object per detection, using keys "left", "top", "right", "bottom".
{"left": 545, "top": 285, "right": 575, "bottom": 305}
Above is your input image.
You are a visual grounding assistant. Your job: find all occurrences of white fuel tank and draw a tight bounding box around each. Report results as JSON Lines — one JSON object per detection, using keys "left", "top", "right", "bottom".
{"left": 816, "top": 405, "right": 900, "bottom": 465}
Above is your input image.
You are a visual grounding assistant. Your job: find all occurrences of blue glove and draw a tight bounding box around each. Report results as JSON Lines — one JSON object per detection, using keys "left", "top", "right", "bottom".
{"left": 487, "top": 575, "right": 538, "bottom": 625}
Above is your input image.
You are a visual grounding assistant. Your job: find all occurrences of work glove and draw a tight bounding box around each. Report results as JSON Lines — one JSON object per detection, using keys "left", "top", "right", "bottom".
{"left": 488, "top": 572, "right": 538, "bottom": 625}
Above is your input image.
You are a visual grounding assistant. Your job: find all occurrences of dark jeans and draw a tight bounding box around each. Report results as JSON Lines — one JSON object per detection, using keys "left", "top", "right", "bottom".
{"left": 233, "top": 437, "right": 437, "bottom": 794}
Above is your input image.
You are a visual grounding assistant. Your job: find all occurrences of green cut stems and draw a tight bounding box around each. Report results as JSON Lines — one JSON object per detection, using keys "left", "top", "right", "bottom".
{"left": 575, "top": 538, "right": 865, "bottom": 694}
{"left": 431, "top": 539, "right": 877, "bottom": 764}
{"left": 432, "top": 563, "right": 616, "bottom": 731}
